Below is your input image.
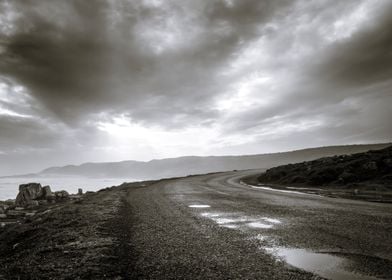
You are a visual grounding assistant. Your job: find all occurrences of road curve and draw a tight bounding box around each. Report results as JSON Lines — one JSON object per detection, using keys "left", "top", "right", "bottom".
{"left": 120, "top": 170, "right": 392, "bottom": 279}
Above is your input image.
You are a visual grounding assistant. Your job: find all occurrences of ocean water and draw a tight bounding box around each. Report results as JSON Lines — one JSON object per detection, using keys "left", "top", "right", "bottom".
{"left": 0, "top": 177, "right": 136, "bottom": 200}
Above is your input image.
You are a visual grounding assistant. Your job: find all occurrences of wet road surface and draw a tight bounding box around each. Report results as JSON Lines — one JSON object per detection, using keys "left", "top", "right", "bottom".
{"left": 121, "top": 170, "right": 392, "bottom": 279}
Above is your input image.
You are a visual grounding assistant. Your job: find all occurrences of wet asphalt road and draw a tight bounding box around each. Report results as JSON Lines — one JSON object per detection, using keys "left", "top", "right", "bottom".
{"left": 122, "top": 170, "right": 392, "bottom": 279}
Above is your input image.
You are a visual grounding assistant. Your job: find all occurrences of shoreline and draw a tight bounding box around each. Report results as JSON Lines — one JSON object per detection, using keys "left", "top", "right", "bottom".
{"left": 0, "top": 177, "right": 135, "bottom": 201}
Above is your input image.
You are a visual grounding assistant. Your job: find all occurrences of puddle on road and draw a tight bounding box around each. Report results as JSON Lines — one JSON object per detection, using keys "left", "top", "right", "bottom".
{"left": 254, "top": 234, "right": 268, "bottom": 241}
{"left": 200, "top": 211, "right": 282, "bottom": 230}
{"left": 215, "top": 218, "right": 238, "bottom": 224}
{"left": 223, "top": 224, "right": 239, "bottom": 229}
{"left": 188, "top": 204, "right": 210, "bottom": 208}
{"left": 196, "top": 207, "right": 381, "bottom": 280}
{"left": 250, "top": 185, "right": 309, "bottom": 195}
{"left": 263, "top": 218, "right": 281, "bottom": 224}
{"left": 267, "top": 247, "right": 379, "bottom": 280}
{"left": 201, "top": 212, "right": 219, "bottom": 217}
{"left": 248, "top": 222, "right": 273, "bottom": 229}
{"left": 201, "top": 212, "right": 240, "bottom": 229}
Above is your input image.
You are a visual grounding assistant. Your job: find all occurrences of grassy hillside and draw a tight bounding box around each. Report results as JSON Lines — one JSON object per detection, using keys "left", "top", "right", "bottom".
{"left": 258, "top": 145, "right": 392, "bottom": 191}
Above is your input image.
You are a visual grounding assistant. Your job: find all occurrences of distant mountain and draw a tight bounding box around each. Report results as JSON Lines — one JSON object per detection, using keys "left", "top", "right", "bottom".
{"left": 9, "top": 143, "right": 392, "bottom": 180}
{"left": 257, "top": 145, "right": 392, "bottom": 190}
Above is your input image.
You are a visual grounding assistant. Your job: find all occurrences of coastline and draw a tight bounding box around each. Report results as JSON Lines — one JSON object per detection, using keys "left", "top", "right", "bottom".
{"left": 0, "top": 177, "right": 135, "bottom": 200}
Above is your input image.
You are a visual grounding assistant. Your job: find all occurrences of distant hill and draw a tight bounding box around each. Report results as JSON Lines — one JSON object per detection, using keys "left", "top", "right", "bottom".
{"left": 8, "top": 143, "right": 391, "bottom": 180}
{"left": 257, "top": 145, "right": 392, "bottom": 190}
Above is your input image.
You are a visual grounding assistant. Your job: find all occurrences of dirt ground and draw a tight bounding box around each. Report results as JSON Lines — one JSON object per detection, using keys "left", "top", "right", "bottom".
{"left": 0, "top": 183, "right": 149, "bottom": 280}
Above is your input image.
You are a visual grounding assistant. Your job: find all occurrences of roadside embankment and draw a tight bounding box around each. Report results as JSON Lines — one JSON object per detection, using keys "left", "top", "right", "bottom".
{"left": 245, "top": 146, "right": 392, "bottom": 203}
{"left": 0, "top": 181, "right": 150, "bottom": 279}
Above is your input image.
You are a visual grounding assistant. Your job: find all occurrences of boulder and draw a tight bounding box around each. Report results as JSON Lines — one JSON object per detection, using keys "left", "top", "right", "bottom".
{"left": 26, "top": 200, "right": 40, "bottom": 209}
{"left": 42, "top": 185, "right": 53, "bottom": 199}
{"left": 15, "top": 183, "right": 43, "bottom": 206}
{"left": 55, "top": 190, "right": 70, "bottom": 201}
{"left": 46, "top": 194, "right": 56, "bottom": 203}
{"left": 78, "top": 188, "right": 83, "bottom": 195}
{"left": 38, "top": 200, "right": 48, "bottom": 206}
{"left": 6, "top": 210, "right": 25, "bottom": 218}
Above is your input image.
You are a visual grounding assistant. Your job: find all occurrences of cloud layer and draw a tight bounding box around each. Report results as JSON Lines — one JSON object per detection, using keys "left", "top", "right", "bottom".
{"left": 0, "top": 0, "right": 391, "bottom": 175}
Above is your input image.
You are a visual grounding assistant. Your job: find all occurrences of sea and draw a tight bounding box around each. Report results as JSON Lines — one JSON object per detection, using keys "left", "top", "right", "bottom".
{"left": 0, "top": 177, "right": 136, "bottom": 200}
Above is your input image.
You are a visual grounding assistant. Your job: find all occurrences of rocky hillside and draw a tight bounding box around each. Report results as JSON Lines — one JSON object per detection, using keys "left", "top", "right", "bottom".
{"left": 258, "top": 145, "right": 392, "bottom": 190}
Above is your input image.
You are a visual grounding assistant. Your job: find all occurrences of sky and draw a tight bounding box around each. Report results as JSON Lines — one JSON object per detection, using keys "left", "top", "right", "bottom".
{"left": 0, "top": 0, "right": 391, "bottom": 175}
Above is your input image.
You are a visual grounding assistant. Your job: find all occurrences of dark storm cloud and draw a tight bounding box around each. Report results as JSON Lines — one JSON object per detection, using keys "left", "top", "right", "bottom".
{"left": 0, "top": 112, "right": 108, "bottom": 151}
{"left": 0, "top": 0, "right": 142, "bottom": 123}
{"left": 312, "top": 1, "right": 392, "bottom": 87}
{"left": 0, "top": 0, "right": 293, "bottom": 127}
{"left": 0, "top": 115, "right": 61, "bottom": 149}
{"left": 223, "top": 0, "right": 392, "bottom": 141}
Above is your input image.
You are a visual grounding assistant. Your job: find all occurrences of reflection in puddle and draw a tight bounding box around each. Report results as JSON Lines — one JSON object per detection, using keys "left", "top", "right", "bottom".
{"left": 254, "top": 234, "right": 268, "bottom": 241}
{"left": 252, "top": 185, "right": 306, "bottom": 195}
{"left": 263, "top": 218, "right": 281, "bottom": 224}
{"left": 189, "top": 204, "right": 210, "bottom": 208}
{"left": 216, "top": 218, "right": 237, "bottom": 224}
{"left": 267, "top": 248, "right": 378, "bottom": 280}
{"left": 222, "top": 224, "right": 239, "bottom": 229}
{"left": 197, "top": 207, "right": 379, "bottom": 279}
{"left": 248, "top": 222, "right": 273, "bottom": 229}
{"left": 201, "top": 212, "right": 219, "bottom": 217}
{"left": 199, "top": 211, "right": 282, "bottom": 230}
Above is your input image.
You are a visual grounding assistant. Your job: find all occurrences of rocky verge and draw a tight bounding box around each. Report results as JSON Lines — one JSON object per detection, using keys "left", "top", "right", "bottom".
{"left": 0, "top": 181, "right": 152, "bottom": 279}
{"left": 0, "top": 183, "right": 82, "bottom": 228}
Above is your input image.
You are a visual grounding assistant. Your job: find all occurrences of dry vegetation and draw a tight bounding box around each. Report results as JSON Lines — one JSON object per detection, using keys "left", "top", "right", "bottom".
{"left": 253, "top": 146, "right": 392, "bottom": 202}
{"left": 0, "top": 186, "right": 126, "bottom": 279}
